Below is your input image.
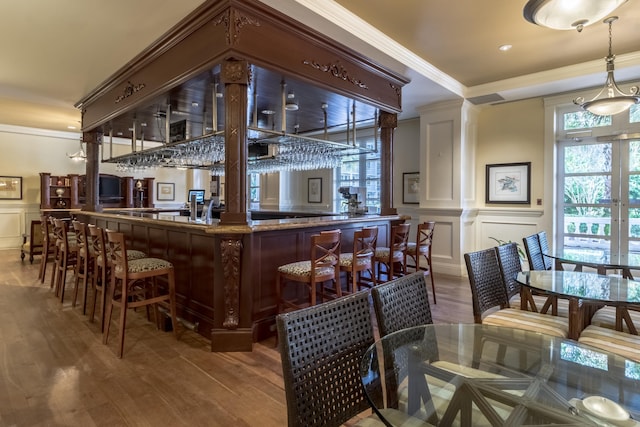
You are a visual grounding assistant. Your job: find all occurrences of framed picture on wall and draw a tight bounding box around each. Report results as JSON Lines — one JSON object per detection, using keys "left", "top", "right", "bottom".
{"left": 308, "top": 178, "right": 322, "bottom": 203}
{"left": 402, "top": 172, "right": 419, "bottom": 204}
{"left": 157, "top": 182, "right": 175, "bottom": 201}
{"left": 486, "top": 162, "right": 531, "bottom": 204}
{"left": 0, "top": 176, "right": 22, "bottom": 200}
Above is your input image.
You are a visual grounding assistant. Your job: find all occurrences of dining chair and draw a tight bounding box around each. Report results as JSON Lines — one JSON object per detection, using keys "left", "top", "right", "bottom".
{"left": 374, "top": 223, "right": 410, "bottom": 283}
{"left": 371, "top": 271, "right": 433, "bottom": 338}
{"left": 537, "top": 231, "right": 554, "bottom": 270}
{"left": 339, "top": 226, "right": 377, "bottom": 293}
{"left": 277, "top": 229, "right": 342, "bottom": 312}
{"left": 21, "top": 219, "right": 43, "bottom": 264}
{"left": 404, "top": 221, "right": 436, "bottom": 304}
{"left": 277, "top": 291, "right": 420, "bottom": 427}
{"left": 465, "top": 247, "right": 569, "bottom": 338}
{"left": 522, "top": 233, "right": 547, "bottom": 271}
{"left": 496, "top": 242, "right": 569, "bottom": 318}
{"left": 103, "top": 230, "right": 178, "bottom": 358}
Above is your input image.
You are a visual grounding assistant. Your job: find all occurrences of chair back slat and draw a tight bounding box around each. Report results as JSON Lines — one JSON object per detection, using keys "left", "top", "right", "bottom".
{"left": 276, "top": 291, "right": 374, "bottom": 427}
{"left": 417, "top": 221, "right": 435, "bottom": 252}
{"left": 391, "top": 223, "right": 411, "bottom": 252}
{"left": 105, "top": 231, "right": 128, "bottom": 278}
{"left": 353, "top": 226, "right": 377, "bottom": 260}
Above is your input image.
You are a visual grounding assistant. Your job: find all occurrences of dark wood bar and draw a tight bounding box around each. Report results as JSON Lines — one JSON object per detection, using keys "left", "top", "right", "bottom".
{"left": 76, "top": 211, "right": 403, "bottom": 351}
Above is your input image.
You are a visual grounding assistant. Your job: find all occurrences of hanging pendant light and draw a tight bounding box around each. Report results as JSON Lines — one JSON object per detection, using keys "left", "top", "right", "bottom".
{"left": 523, "top": 0, "right": 627, "bottom": 32}
{"left": 573, "top": 16, "right": 639, "bottom": 116}
{"left": 68, "top": 138, "right": 87, "bottom": 162}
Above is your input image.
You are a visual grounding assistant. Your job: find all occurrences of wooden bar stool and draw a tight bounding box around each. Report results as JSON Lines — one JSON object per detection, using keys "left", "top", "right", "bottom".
{"left": 38, "top": 215, "right": 56, "bottom": 284}
{"left": 71, "top": 221, "right": 92, "bottom": 314}
{"left": 404, "top": 221, "right": 436, "bottom": 303}
{"left": 277, "top": 229, "right": 341, "bottom": 312}
{"left": 103, "top": 230, "right": 178, "bottom": 358}
{"left": 339, "top": 226, "right": 377, "bottom": 293}
{"left": 374, "top": 223, "right": 410, "bottom": 283}
{"left": 89, "top": 226, "right": 147, "bottom": 332}
{"left": 52, "top": 218, "right": 78, "bottom": 303}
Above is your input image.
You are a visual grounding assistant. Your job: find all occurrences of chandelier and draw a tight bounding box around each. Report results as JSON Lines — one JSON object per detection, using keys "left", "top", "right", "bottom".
{"left": 573, "top": 16, "right": 639, "bottom": 116}
{"left": 523, "top": 0, "right": 627, "bottom": 32}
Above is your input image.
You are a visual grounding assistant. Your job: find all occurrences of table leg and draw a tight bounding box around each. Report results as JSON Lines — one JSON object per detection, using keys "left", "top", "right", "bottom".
{"left": 568, "top": 297, "right": 583, "bottom": 340}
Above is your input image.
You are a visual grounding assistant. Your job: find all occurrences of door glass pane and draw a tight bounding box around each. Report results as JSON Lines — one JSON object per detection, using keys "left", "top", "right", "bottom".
{"left": 564, "top": 144, "right": 611, "bottom": 173}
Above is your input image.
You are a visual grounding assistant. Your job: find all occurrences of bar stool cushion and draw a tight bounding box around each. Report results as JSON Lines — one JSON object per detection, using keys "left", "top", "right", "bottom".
{"left": 374, "top": 247, "right": 403, "bottom": 260}
{"left": 578, "top": 325, "right": 640, "bottom": 362}
{"left": 120, "top": 257, "right": 173, "bottom": 274}
{"left": 277, "top": 260, "right": 335, "bottom": 277}
{"left": 126, "top": 249, "right": 147, "bottom": 261}
{"left": 339, "top": 253, "right": 371, "bottom": 268}
{"left": 483, "top": 308, "right": 569, "bottom": 338}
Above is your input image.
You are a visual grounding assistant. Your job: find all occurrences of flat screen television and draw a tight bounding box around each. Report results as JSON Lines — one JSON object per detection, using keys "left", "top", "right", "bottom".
{"left": 188, "top": 189, "right": 205, "bottom": 204}
{"left": 99, "top": 175, "right": 121, "bottom": 199}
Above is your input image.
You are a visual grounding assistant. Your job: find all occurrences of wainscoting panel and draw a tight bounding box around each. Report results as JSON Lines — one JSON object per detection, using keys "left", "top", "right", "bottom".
{"left": 0, "top": 209, "right": 23, "bottom": 249}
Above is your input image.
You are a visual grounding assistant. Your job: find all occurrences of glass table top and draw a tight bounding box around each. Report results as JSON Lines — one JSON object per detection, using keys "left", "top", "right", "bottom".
{"left": 360, "top": 324, "right": 640, "bottom": 426}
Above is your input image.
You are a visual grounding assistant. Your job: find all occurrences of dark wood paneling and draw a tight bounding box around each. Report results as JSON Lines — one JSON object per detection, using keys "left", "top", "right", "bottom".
{"left": 78, "top": 213, "right": 397, "bottom": 349}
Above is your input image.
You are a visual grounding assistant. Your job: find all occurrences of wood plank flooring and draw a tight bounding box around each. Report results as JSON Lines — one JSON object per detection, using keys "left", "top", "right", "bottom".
{"left": 0, "top": 249, "right": 473, "bottom": 426}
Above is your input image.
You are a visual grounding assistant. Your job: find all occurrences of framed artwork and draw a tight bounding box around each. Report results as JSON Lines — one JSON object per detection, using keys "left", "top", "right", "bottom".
{"left": 0, "top": 176, "right": 22, "bottom": 200}
{"left": 157, "top": 182, "right": 175, "bottom": 201}
{"left": 402, "top": 172, "right": 419, "bottom": 204}
{"left": 308, "top": 177, "right": 322, "bottom": 203}
{"left": 486, "top": 162, "right": 531, "bottom": 204}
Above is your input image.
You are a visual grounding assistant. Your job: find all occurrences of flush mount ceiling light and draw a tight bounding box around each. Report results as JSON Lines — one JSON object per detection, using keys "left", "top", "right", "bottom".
{"left": 574, "top": 16, "right": 640, "bottom": 116}
{"left": 285, "top": 91, "right": 299, "bottom": 111}
{"left": 523, "top": 0, "right": 627, "bottom": 31}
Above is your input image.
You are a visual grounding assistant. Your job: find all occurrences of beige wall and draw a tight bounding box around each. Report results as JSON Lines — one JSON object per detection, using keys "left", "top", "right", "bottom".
{"left": 476, "top": 98, "right": 545, "bottom": 207}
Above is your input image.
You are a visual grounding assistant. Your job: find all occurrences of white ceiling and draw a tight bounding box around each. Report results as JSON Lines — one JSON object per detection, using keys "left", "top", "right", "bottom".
{"left": 1, "top": 0, "right": 639, "bottom": 133}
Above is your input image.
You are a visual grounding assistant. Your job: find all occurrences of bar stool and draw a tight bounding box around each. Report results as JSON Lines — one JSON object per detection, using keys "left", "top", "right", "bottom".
{"left": 404, "top": 221, "right": 436, "bottom": 303}
{"left": 339, "top": 226, "right": 377, "bottom": 293}
{"left": 103, "top": 230, "right": 178, "bottom": 358}
{"left": 374, "top": 223, "right": 410, "bottom": 283}
{"left": 38, "top": 215, "right": 56, "bottom": 283}
{"left": 71, "top": 221, "right": 92, "bottom": 313}
{"left": 52, "top": 218, "right": 78, "bottom": 303}
{"left": 89, "top": 226, "right": 147, "bottom": 332}
{"left": 277, "top": 229, "right": 341, "bottom": 312}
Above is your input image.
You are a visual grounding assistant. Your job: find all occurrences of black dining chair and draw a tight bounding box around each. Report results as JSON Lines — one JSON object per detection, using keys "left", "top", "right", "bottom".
{"left": 465, "top": 247, "right": 569, "bottom": 338}
{"left": 522, "top": 233, "right": 547, "bottom": 271}
{"left": 371, "top": 271, "right": 433, "bottom": 338}
{"left": 276, "top": 291, "right": 424, "bottom": 427}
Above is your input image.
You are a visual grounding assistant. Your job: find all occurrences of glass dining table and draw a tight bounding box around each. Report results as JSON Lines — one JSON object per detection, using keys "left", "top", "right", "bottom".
{"left": 516, "top": 270, "right": 640, "bottom": 339}
{"left": 360, "top": 323, "right": 640, "bottom": 426}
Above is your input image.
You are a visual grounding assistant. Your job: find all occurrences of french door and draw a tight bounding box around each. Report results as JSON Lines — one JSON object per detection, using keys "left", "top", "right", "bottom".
{"left": 557, "top": 135, "right": 640, "bottom": 265}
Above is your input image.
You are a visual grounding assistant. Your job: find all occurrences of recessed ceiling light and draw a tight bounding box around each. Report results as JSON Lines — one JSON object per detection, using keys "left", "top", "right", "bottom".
{"left": 192, "top": 102, "right": 199, "bottom": 107}
{"left": 261, "top": 109, "right": 275, "bottom": 115}
{"left": 499, "top": 44, "right": 512, "bottom": 52}
{"left": 67, "top": 125, "right": 77, "bottom": 130}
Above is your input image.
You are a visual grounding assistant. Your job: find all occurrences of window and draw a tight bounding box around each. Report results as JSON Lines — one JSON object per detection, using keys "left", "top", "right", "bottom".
{"left": 556, "top": 104, "right": 640, "bottom": 264}
{"left": 249, "top": 173, "right": 260, "bottom": 203}
{"left": 336, "top": 132, "right": 380, "bottom": 212}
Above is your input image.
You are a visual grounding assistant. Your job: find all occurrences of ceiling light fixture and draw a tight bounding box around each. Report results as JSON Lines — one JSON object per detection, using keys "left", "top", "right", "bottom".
{"left": 285, "top": 90, "right": 299, "bottom": 111}
{"left": 523, "top": 0, "right": 627, "bottom": 32}
{"left": 574, "top": 16, "right": 639, "bottom": 116}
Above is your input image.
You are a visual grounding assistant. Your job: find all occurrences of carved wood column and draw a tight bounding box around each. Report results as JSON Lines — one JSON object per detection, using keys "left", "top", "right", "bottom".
{"left": 82, "top": 130, "right": 102, "bottom": 212}
{"left": 379, "top": 111, "right": 397, "bottom": 215}
{"left": 220, "top": 235, "right": 242, "bottom": 329}
{"left": 220, "top": 58, "right": 249, "bottom": 225}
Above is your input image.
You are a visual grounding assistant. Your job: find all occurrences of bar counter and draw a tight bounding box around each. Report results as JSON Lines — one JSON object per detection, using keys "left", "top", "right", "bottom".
{"left": 75, "top": 209, "right": 404, "bottom": 351}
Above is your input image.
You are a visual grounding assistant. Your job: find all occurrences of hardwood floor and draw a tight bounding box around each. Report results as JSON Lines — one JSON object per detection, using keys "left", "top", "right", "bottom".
{"left": 0, "top": 250, "right": 473, "bottom": 426}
